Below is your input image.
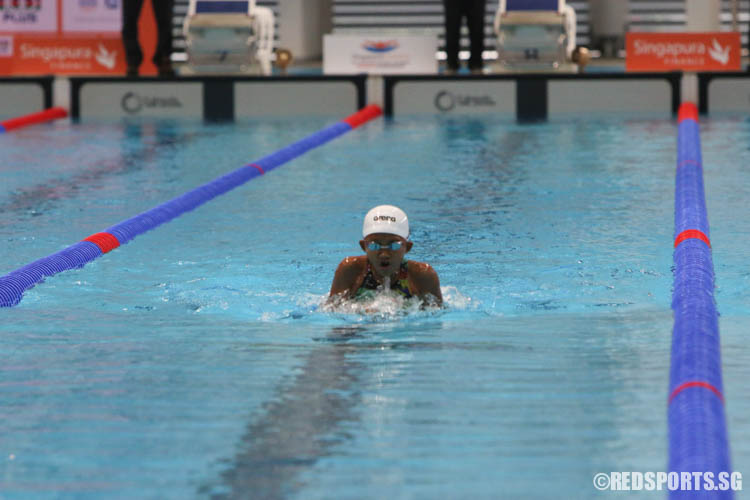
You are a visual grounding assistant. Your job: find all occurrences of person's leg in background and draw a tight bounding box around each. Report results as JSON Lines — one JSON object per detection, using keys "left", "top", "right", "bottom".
{"left": 151, "top": 0, "right": 175, "bottom": 76}
{"left": 122, "top": 0, "right": 145, "bottom": 75}
{"left": 442, "top": 0, "right": 463, "bottom": 73}
{"left": 466, "top": 0, "right": 486, "bottom": 72}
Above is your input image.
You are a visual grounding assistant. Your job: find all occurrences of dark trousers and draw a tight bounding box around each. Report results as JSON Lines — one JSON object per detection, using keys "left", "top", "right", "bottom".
{"left": 443, "top": 0, "right": 486, "bottom": 70}
{"left": 122, "top": 0, "right": 174, "bottom": 68}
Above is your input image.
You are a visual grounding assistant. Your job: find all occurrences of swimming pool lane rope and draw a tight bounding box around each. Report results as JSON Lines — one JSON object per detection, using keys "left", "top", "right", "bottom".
{"left": 669, "top": 102, "right": 732, "bottom": 497}
{"left": 0, "top": 104, "right": 383, "bottom": 307}
{"left": 0, "top": 107, "right": 68, "bottom": 133}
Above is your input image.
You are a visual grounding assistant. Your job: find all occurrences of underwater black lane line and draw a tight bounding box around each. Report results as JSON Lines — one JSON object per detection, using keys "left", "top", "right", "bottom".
{"left": 0, "top": 125, "right": 212, "bottom": 221}
{"left": 201, "top": 328, "right": 366, "bottom": 500}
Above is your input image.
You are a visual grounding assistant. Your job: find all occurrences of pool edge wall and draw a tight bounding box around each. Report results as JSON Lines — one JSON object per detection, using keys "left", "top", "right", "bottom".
{"left": 384, "top": 72, "right": 682, "bottom": 121}
{"left": 0, "top": 77, "right": 53, "bottom": 119}
{"left": 68, "top": 75, "right": 368, "bottom": 121}
{"left": 699, "top": 72, "right": 750, "bottom": 115}
{"left": 10, "top": 72, "right": 750, "bottom": 121}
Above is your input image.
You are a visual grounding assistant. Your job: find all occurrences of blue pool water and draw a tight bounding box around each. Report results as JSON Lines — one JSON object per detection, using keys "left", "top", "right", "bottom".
{"left": 1, "top": 114, "right": 748, "bottom": 499}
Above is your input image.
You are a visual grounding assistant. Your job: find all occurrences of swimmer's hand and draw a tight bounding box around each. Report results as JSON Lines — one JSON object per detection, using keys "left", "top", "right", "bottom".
{"left": 419, "top": 292, "right": 443, "bottom": 309}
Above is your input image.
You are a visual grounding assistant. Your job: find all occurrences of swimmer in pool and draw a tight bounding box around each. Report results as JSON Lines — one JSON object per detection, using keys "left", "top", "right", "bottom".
{"left": 328, "top": 205, "right": 443, "bottom": 306}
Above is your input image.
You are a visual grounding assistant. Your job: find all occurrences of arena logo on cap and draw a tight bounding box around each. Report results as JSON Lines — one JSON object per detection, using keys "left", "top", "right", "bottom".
{"left": 362, "top": 40, "right": 399, "bottom": 53}
{"left": 374, "top": 215, "right": 397, "bottom": 222}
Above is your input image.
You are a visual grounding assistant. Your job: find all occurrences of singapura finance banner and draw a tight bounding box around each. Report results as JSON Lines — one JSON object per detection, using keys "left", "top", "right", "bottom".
{"left": 626, "top": 32, "right": 741, "bottom": 72}
{"left": 0, "top": 0, "right": 126, "bottom": 75}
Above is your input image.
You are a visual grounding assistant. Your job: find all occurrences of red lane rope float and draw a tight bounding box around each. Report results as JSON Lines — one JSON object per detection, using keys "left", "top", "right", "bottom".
{"left": 674, "top": 229, "right": 711, "bottom": 248}
{"left": 343, "top": 104, "right": 383, "bottom": 128}
{"left": 677, "top": 101, "right": 699, "bottom": 123}
{"left": 0, "top": 104, "right": 383, "bottom": 307}
{"left": 677, "top": 159, "right": 700, "bottom": 169}
{"left": 0, "top": 107, "right": 68, "bottom": 133}
{"left": 83, "top": 232, "right": 121, "bottom": 254}
{"left": 669, "top": 381, "right": 725, "bottom": 405}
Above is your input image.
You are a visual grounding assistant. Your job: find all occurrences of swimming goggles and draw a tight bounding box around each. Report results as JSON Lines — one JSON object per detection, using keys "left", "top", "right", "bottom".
{"left": 367, "top": 241, "right": 403, "bottom": 251}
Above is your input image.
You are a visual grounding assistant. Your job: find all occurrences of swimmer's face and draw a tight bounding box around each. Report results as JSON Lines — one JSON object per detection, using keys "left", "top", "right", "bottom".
{"left": 360, "top": 233, "right": 412, "bottom": 278}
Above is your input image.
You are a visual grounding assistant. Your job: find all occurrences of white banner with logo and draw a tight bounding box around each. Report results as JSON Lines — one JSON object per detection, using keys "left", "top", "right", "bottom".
{"left": 79, "top": 82, "right": 203, "bottom": 118}
{"left": 0, "top": 0, "right": 57, "bottom": 33}
{"left": 324, "top": 34, "right": 437, "bottom": 75}
{"left": 63, "top": 0, "right": 121, "bottom": 33}
{"left": 393, "top": 81, "right": 516, "bottom": 115}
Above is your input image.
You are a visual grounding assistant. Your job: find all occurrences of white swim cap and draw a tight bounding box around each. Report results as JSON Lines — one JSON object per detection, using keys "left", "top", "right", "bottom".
{"left": 362, "top": 205, "right": 409, "bottom": 239}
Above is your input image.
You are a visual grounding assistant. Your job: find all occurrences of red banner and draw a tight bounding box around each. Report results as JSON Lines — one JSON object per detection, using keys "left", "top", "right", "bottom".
{"left": 1, "top": 35, "right": 126, "bottom": 74}
{"left": 626, "top": 32, "right": 741, "bottom": 72}
{"left": 0, "top": 0, "right": 158, "bottom": 76}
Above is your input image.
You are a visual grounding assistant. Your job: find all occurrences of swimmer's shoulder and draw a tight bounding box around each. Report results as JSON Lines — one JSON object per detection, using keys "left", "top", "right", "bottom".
{"left": 405, "top": 260, "right": 437, "bottom": 277}
{"left": 405, "top": 260, "right": 443, "bottom": 304}
{"left": 330, "top": 256, "right": 369, "bottom": 298}
{"left": 336, "top": 255, "right": 368, "bottom": 276}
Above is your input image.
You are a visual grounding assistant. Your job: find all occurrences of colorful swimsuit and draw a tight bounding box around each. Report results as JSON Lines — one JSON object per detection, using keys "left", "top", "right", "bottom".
{"left": 355, "top": 260, "right": 412, "bottom": 299}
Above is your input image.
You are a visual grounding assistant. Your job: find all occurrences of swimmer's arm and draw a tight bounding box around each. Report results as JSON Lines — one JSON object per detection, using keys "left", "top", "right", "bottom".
{"left": 409, "top": 263, "right": 443, "bottom": 307}
{"left": 328, "top": 257, "right": 367, "bottom": 302}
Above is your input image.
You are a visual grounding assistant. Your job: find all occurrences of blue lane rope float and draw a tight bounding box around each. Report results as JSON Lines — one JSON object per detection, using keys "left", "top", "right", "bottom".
{"left": 0, "top": 105, "right": 383, "bottom": 307}
{"left": 669, "top": 102, "right": 732, "bottom": 498}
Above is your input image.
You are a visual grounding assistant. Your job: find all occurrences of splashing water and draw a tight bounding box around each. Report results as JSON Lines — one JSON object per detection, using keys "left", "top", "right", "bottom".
{"left": 315, "top": 285, "right": 475, "bottom": 323}
{"left": 440, "top": 286, "right": 476, "bottom": 310}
